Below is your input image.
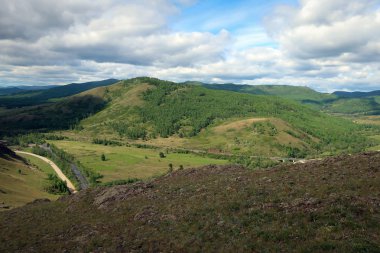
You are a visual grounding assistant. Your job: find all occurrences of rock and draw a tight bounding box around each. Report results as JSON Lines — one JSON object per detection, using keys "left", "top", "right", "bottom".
{"left": 0, "top": 202, "right": 10, "bottom": 209}
{"left": 93, "top": 183, "right": 153, "bottom": 209}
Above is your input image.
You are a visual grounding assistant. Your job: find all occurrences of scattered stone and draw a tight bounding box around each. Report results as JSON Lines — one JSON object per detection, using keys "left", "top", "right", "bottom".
{"left": 0, "top": 202, "right": 10, "bottom": 209}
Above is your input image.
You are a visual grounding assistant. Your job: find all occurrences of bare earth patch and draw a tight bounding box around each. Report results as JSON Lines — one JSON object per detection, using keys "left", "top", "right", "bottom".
{"left": 213, "top": 117, "right": 268, "bottom": 133}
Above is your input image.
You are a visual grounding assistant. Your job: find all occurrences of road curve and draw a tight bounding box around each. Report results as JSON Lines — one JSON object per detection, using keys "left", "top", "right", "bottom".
{"left": 16, "top": 151, "right": 77, "bottom": 193}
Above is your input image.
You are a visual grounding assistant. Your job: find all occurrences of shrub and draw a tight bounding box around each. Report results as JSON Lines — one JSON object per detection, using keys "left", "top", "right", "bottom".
{"left": 44, "top": 174, "right": 69, "bottom": 194}
{"left": 168, "top": 163, "right": 173, "bottom": 173}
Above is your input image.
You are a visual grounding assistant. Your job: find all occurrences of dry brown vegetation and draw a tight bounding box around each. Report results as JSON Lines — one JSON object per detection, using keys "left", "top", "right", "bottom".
{"left": 0, "top": 152, "right": 379, "bottom": 252}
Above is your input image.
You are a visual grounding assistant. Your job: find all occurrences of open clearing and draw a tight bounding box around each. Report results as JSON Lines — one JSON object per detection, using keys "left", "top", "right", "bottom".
{"left": 48, "top": 140, "right": 228, "bottom": 183}
{"left": 213, "top": 117, "right": 268, "bottom": 133}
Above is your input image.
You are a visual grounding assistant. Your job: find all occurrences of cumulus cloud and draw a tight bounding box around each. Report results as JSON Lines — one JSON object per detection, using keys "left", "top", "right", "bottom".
{"left": 267, "top": 0, "right": 380, "bottom": 61}
{"left": 0, "top": 0, "right": 379, "bottom": 91}
{"left": 0, "top": 0, "right": 229, "bottom": 68}
{"left": 0, "top": 0, "right": 112, "bottom": 40}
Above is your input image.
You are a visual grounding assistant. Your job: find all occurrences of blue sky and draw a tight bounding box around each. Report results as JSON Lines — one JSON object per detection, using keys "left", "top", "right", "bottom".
{"left": 172, "top": 0, "right": 295, "bottom": 32}
{"left": 171, "top": 0, "right": 294, "bottom": 49}
{"left": 0, "top": 0, "right": 379, "bottom": 92}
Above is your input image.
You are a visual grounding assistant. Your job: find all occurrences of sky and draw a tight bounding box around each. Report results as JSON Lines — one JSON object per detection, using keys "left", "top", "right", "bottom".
{"left": 0, "top": 0, "right": 379, "bottom": 92}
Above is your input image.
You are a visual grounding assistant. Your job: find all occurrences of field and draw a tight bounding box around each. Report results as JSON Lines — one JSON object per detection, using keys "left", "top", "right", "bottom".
{"left": 19, "top": 153, "right": 56, "bottom": 175}
{"left": 0, "top": 154, "right": 57, "bottom": 210}
{"left": 352, "top": 115, "right": 380, "bottom": 126}
{"left": 347, "top": 115, "right": 380, "bottom": 151}
{"left": 48, "top": 140, "right": 228, "bottom": 183}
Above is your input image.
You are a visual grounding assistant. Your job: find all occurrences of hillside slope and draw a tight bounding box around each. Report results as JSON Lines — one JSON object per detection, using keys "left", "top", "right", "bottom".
{"left": 1, "top": 152, "right": 379, "bottom": 252}
{"left": 204, "top": 83, "right": 380, "bottom": 115}
{"left": 79, "top": 78, "right": 373, "bottom": 156}
{"left": 0, "top": 78, "right": 377, "bottom": 155}
{"left": 203, "top": 83, "right": 333, "bottom": 102}
{"left": 0, "top": 94, "right": 107, "bottom": 135}
{"left": 0, "top": 144, "right": 57, "bottom": 210}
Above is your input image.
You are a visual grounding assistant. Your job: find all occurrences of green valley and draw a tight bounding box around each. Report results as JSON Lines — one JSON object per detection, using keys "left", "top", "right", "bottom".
{"left": 48, "top": 140, "right": 228, "bottom": 183}
{"left": 0, "top": 77, "right": 379, "bottom": 252}
{"left": 2, "top": 1, "right": 380, "bottom": 251}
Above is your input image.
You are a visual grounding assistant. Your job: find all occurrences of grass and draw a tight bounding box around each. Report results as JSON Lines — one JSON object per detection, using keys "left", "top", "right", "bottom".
{"left": 345, "top": 115, "right": 380, "bottom": 151}
{"left": 18, "top": 153, "right": 56, "bottom": 175}
{"left": 0, "top": 155, "right": 57, "bottom": 210}
{"left": 48, "top": 140, "right": 228, "bottom": 183}
{"left": 352, "top": 115, "right": 380, "bottom": 126}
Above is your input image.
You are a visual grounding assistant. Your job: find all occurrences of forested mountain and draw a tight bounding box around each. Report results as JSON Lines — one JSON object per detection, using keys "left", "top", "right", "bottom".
{"left": 0, "top": 95, "right": 106, "bottom": 135}
{"left": 334, "top": 90, "right": 380, "bottom": 98}
{"left": 0, "top": 77, "right": 378, "bottom": 156}
{"left": 203, "top": 83, "right": 380, "bottom": 115}
{"left": 0, "top": 79, "right": 118, "bottom": 108}
{"left": 0, "top": 85, "right": 58, "bottom": 96}
{"left": 203, "top": 83, "right": 332, "bottom": 102}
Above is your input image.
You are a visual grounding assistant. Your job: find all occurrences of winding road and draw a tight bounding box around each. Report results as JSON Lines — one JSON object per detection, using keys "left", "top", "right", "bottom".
{"left": 16, "top": 151, "right": 77, "bottom": 193}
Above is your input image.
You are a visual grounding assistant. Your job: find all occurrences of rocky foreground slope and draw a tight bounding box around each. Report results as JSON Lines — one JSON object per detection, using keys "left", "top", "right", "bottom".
{"left": 1, "top": 152, "right": 379, "bottom": 252}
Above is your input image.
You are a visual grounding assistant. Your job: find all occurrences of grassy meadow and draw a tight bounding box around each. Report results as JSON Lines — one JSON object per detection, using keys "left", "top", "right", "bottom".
{"left": 0, "top": 155, "right": 58, "bottom": 210}
{"left": 48, "top": 140, "right": 228, "bottom": 183}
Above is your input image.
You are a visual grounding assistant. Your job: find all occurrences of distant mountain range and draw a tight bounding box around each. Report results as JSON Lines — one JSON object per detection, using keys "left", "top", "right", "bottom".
{"left": 0, "top": 79, "right": 119, "bottom": 107}
{"left": 202, "top": 83, "right": 380, "bottom": 115}
{"left": 0, "top": 85, "right": 58, "bottom": 95}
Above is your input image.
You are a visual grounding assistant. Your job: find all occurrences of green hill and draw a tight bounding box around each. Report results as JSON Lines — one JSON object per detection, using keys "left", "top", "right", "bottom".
{"left": 1, "top": 152, "right": 379, "bottom": 252}
{"left": 203, "top": 83, "right": 333, "bottom": 102}
{"left": 0, "top": 77, "right": 377, "bottom": 157}
{"left": 0, "top": 144, "right": 57, "bottom": 210}
{"left": 333, "top": 90, "right": 380, "bottom": 98}
{"left": 204, "top": 83, "right": 380, "bottom": 115}
{"left": 78, "top": 78, "right": 375, "bottom": 156}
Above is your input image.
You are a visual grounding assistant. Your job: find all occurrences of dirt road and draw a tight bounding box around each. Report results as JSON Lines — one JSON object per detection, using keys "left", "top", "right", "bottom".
{"left": 16, "top": 151, "right": 77, "bottom": 193}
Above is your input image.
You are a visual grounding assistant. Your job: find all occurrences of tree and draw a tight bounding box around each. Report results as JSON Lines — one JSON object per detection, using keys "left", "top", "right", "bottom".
{"left": 101, "top": 154, "right": 106, "bottom": 161}
{"left": 168, "top": 163, "right": 173, "bottom": 173}
{"left": 179, "top": 165, "right": 184, "bottom": 170}
{"left": 159, "top": 152, "right": 166, "bottom": 158}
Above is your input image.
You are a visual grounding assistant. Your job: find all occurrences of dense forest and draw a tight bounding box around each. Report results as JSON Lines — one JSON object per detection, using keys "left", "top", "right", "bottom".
{"left": 203, "top": 82, "right": 380, "bottom": 115}
{"left": 0, "top": 95, "right": 106, "bottom": 135}
{"left": 0, "top": 79, "right": 118, "bottom": 108}
{"left": 113, "top": 78, "right": 375, "bottom": 154}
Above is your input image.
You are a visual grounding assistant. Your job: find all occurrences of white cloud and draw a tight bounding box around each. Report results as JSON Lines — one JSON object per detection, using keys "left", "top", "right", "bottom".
{"left": 0, "top": 0, "right": 379, "bottom": 92}
{"left": 268, "top": 0, "right": 380, "bottom": 61}
{"left": 0, "top": 0, "right": 229, "bottom": 68}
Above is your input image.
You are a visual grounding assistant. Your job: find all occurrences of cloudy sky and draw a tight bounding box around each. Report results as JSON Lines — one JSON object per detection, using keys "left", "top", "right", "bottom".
{"left": 0, "top": 0, "right": 379, "bottom": 92}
